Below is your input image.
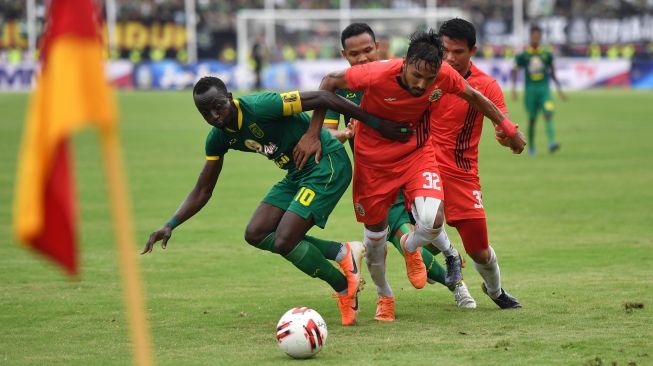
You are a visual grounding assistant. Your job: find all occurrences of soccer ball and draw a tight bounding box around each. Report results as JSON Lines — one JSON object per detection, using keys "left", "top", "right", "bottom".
{"left": 276, "top": 307, "right": 328, "bottom": 359}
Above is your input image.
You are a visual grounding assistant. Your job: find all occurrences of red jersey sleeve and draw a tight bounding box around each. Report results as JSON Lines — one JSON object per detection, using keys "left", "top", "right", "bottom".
{"left": 483, "top": 79, "right": 508, "bottom": 116}
{"left": 344, "top": 62, "right": 373, "bottom": 92}
{"left": 437, "top": 63, "right": 467, "bottom": 95}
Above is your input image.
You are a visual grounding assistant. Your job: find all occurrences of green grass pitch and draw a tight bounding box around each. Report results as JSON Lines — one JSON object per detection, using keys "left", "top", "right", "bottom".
{"left": 1, "top": 90, "right": 651, "bottom": 365}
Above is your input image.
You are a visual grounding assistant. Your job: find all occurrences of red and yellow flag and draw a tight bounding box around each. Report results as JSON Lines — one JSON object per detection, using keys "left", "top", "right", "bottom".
{"left": 13, "top": 0, "right": 116, "bottom": 275}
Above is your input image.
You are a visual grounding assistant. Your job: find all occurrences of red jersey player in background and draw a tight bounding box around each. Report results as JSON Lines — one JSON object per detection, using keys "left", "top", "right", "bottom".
{"left": 309, "top": 30, "right": 526, "bottom": 321}
{"left": 427, "top": 18, "right": 522, "bottom": 308}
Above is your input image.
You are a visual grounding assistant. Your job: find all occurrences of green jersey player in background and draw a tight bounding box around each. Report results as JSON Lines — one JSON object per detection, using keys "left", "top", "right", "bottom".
{"left": 141, "top": 76, "right": 411, "bottom": 326}
{"left": 511, "top": 25, "right": 566, "bottom": 155}
{"left": 324, "top": 23, "right": 476, "bottom": 322}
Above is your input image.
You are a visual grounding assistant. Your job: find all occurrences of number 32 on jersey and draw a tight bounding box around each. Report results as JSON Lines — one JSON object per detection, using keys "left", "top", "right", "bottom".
{"left": 422, "top": 172, "right": 442, "bottom": 190}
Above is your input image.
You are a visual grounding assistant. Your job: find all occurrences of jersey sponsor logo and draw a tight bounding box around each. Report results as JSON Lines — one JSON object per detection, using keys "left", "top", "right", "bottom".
{"left": 274, "top": 154, "right": 290, "bottom": 169}
{"left": 383, "top": 97, "right": 397, "bottom": 102}
{"left": 428, "top": 88, "right": 442, "bottom": 102}
{"left": 354, "top": 202, "right": 365, "bottom": 217}
{"left": 248, "top": 123, "right": 265, "bottom": 138}
{"left": 346, "top": 92, "right": 357, "bottom": 99}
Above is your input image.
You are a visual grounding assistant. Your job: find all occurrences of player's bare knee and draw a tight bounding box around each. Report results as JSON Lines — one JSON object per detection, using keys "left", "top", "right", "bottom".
{"left": 273, "top": 230, "right": 300, "bottom": 256}
{"left": 244, "top": 225, "right": 268, "bottom": 247}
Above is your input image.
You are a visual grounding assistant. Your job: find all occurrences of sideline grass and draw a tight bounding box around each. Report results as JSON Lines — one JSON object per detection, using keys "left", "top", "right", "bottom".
{"left": 1, "top": 90, "right": 651, "bottom": 365}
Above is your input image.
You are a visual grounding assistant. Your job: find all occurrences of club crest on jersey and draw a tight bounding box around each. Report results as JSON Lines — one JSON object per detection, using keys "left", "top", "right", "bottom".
{"left": 429, "top": 88, "right": 442, "bottom": 102}
{"left": 228, "top": 138, "right": 237, "bottom": 146}
{"left": 354, "top": 202, "right": 365, "bottom": 217}
{"left": 248, "top": 123, "right": 264, "bottom": 138}
{"left": 244, "top": 139, "right": 263, "bottom": 153}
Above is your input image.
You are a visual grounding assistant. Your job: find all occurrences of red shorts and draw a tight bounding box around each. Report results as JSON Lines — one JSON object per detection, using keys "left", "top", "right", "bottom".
{"left": 353, "top": 156, "right": 445, "bottom": 225}
{"left": 441, "top": 173, "right": 486, "bottom": 224}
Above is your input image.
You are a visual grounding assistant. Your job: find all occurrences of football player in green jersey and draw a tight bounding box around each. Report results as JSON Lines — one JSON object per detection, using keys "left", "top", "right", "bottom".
{"left": 511, "top": 25, "right": 566, "bottom": 155}
{"left": 324, "top": 23, "right": 476, "bottom": 321}
{"left": 141, "top": 76, "right": 412, "bottom": 326}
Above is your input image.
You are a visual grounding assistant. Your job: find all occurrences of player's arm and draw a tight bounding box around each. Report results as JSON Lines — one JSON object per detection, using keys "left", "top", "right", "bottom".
{"left": 313, "top": 70, "right": 414, "bottom": 139}
{"left": 510, "top": 65, "right": 520, "bottom": 101}
{"left": 141, "top": 158, "right": 223, "bottom": 254}
{"left": 549, "top": 59, "right": 567, "bottom": 101}
{"left": 293, "top": 87, "right": 413, "bottom": 169}
{"left": 510, "top": 55, "right": 522, "bottom": 101}
{"left": 457, "top": 82, "right": 526, "bottom": 154}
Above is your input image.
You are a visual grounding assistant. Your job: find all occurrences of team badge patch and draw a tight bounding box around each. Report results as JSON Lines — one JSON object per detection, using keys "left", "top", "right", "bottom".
{"left": 244, "top": 139, "right": 263, "bottom": 153}
{"left": 354, "top": 202, "right": 365, "bottom": 217}
{"left": 429, "top": 88, "right": 442, "bottom": 102}
{"left": 248, "top": 123, "right": 264, "bottom": 138}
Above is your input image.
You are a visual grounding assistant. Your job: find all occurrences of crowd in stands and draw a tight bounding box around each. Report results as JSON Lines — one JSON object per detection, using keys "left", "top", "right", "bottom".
{"left": 1, "top": 0, "right": 653, "bottom": 64}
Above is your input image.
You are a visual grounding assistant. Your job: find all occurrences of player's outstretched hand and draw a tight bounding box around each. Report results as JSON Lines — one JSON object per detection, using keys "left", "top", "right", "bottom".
{"left": 293, "top": 133, "right": 322, "bottom": 170}
{"left": 141, "top": 226, "right": 172, "bottom": 254}
{"left": 377, "top": 119, "right": 413, "bottom": 143}
{"left": 496, "top": 124, "right": 527, "bottom": 154}
{"left": 344, "top": 119, "right": 357, "bottom": 139}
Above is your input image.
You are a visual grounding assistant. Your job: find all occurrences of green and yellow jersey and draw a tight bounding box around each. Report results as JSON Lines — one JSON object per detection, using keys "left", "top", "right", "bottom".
{"left": 324, "top": 89, "right": 363, "bottom": 151}
{"left": 205, "top": 91, "right": 343, "bottom": 170}
{"left": 514, "top": 47, "right": 554, "bottom": 89}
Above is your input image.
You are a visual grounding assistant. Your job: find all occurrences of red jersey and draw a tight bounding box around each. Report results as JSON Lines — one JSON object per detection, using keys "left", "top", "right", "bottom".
{"left": 345, "top": 58, "right": 466, "bottom": 170}
{"left": 430, "top": 62, "right": 507, "bottom": 177}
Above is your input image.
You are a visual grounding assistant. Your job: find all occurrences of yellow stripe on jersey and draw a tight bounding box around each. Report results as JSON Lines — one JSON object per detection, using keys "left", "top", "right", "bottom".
{"left": 233, "top": 99, "right": 243, "bottom": 130}
{"left": 206, "top": 156, "right": 221, "bottom": 161}
{"left": 324, "top": 119, "right": 339, "bottom": 125}
{"left": 280, "top": 91, "right": 303, "bottom": 116}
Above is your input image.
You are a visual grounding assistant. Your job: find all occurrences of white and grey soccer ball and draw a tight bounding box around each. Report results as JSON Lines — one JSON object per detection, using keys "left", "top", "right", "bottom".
{"left": 276, "top": 307, "right": 328, "bottom": 359}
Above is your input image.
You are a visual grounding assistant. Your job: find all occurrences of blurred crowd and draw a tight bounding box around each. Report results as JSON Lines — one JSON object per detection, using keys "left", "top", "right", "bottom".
{"left": 1, "top": 0, "right": 653, "bottom": 64}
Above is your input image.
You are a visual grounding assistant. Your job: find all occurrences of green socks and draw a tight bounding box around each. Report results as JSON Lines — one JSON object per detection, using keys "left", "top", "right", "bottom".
{"left": 283, "top": 240, "right": 348, "bottom": 293}
{"left": 304, "top": 235, "right": 343, "bottom": 261}
{"left": 255, "top": 233, "right": 277, "bottom": 253}
{"left": 545, "top": 118, "right": 556, "bottom": 144}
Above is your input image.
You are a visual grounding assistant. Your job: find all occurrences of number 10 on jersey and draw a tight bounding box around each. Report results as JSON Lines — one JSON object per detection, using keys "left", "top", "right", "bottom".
{"left": 294, "top": 187, "right": 316, "bottom": 206}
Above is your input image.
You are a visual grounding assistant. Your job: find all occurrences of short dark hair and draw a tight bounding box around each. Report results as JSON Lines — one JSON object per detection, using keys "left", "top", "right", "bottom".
{"left": 530, "top": 25, "right": 542, "bottom": 34}
{"left": 405, "top": 29, "right": 444, "bottom": 72}
{"left": 341, "top": 23, "right": 376, "bottom": 49}
{"left": 193, "top": 76, "right": 227, "bottom": 96}
{"left": 439, "top": 18, "right": 477, "bottom": 49}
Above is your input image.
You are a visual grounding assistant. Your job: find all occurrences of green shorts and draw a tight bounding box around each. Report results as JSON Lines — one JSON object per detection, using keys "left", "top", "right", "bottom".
{"left": 386, "top": 189, "right": 412, "bottom": 241}
{"left": 262, "top": 148, "right": 352, "bottom": 228}
{"left": 525, "top": 87, "right": 554, "bottom": 120}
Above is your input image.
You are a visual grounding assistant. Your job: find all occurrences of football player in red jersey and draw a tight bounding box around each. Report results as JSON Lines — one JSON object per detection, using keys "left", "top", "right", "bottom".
{"left": 427, "top": 18, "right": 522, "bottom": 308}
{"left": 303, "top": 30, "right": 525, "bottom": 319}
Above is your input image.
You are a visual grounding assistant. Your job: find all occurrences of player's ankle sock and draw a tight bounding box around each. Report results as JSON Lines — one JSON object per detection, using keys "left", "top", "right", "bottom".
{"left": 364, "top": 227, "right": 393, "bottom": 297}
{"left": 255, "top": 232, "right": 277, "bottom": 253}
{"left": 473, "top": 246, "right": 501, "bottom": 298}
{"left": 283, "top": 240, "right": 347, "bottom": 293}
{"left": 405, "top": 224, "right": 439, "bottom": 253}
{"left": 304, "top": 235, "right": 343, "bottom": 261}
{"left": 430, "top": 228, "right": 458, "bottom": 258}
{"left": 545, "top": 118, "right": 556, "bottom": 144}
{"left": 421, "top": 247, "right": 447, "bottom": 285}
